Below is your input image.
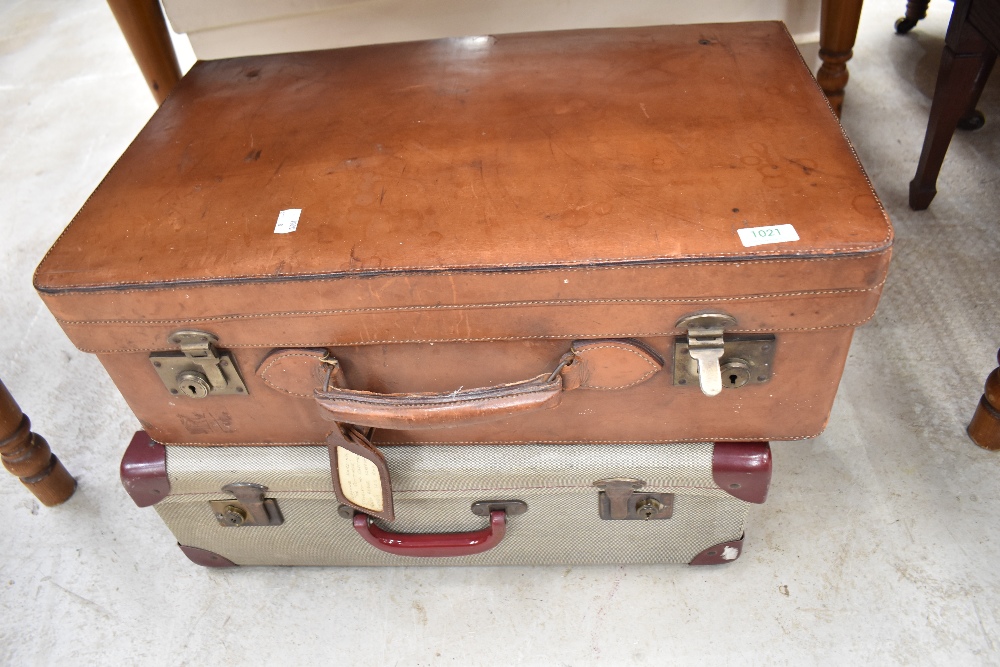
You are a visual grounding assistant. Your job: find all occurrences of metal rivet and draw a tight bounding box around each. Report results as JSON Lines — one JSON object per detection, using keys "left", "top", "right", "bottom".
{"left": 678, "top": 379, "right": 687, "bottom": 385}
{"left": 236, "top": 387, "right": 245, "bottom": 393}
{"left": 757, "top": 375, "right": 767, "bottom": 382}
{"left": 170, "top": 389, "right": 179, "bottom": 394}
{"left": 707, "top": 550, "right": 717, "bottom": 556}
{"left": 152, "top": 361, "right": 161, "bottom": 368}
{"left": 698, "top": 39, "right": 711, "bottom": 45}
{"left": 729, "top": 483, "right": 741, "bottom": 489}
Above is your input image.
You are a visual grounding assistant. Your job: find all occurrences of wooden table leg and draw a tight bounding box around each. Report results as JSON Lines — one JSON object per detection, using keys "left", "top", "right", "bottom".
{"left": 969, "top": 349, "right": 1000, "bottom": 450}
{"left": 0, "top": 379, "right": 77, "bottom": 507}
{"left": 107, "top": 0, "right": 181, "bottom": 105}
{"left": 909, "top": 2, "right": 997, "bottom": 210}
{"left": 818, "top": 0, "right": 865, "bottom": 118}
{"left": 895, "top": 0, "right": 931, "bottom": 34}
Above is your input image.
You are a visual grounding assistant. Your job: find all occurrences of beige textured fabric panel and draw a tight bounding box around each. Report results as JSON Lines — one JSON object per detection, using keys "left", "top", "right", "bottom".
{"left": 165, "top": 443, "right": 718, "bottom": 496}
{"left": 157, "top": 493, "right": 747, "bottom": 566}
{"left": 156, "top": 442, "right": 749, "bottom": 565}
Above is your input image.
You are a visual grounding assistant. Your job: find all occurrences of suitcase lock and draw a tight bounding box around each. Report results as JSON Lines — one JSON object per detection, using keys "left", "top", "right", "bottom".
{"left": 674, "top": 312, "right": 775, "bottom": 396}
{"left": 210, "top": 483, "right": 283, "bottom": 527}
{"left": 150, "top": 330, "right": 248, "bottom": 398}
{"left": 594, "top": 478, "right": 674, "bottom": 521}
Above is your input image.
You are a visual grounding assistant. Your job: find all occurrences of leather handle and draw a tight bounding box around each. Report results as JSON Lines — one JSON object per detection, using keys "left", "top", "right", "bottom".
{"left": 352, "top": 510, "right": 506, "bottom": 557}
{"left": 316, "top": 372, "right": 564, "bottom": 430}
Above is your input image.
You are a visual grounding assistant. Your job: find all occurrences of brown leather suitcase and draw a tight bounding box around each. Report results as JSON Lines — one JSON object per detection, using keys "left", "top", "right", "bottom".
{"left": 35, "top": 22, "right": 890, "bottom": 516}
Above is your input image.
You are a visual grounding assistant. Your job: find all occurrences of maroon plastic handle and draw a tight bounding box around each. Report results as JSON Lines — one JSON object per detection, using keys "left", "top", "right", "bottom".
{"left": 353, "top": 510, "right": 507, "bottom": 557}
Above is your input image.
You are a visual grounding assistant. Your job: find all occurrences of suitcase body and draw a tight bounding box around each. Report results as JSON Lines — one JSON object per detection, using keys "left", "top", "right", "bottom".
{"left": 121, "top": 433, "right": 770, "bottom": 566}
{"left": 35, "top": 22, "right": 891, "bottom": 449}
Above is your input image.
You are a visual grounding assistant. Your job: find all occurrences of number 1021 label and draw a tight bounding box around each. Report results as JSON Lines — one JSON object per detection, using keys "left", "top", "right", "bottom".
{"left": 737, "top": 224, "right": 799, "bottom": 248}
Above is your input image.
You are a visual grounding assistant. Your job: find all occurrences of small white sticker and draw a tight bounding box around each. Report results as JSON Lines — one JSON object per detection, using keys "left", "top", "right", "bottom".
{"left": 273, "top": 208, "right": 301, "bottom": 234}
{"left": 737, "top": 224, "right": 799, "bottom": 247}
{"left": 722, "top": 545, "right": 740, "bottom": 560}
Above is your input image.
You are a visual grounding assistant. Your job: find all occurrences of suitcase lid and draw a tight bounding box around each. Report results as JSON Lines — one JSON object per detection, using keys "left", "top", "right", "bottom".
{"left": 155, "top": 442, "right": 737, "bottom": 501}
{"left": 36, "top": 22, "right": 891, "bottom": 352}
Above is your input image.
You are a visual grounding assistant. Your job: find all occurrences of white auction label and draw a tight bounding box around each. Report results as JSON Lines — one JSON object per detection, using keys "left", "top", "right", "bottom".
{"left": 737, "top": 224, "right": 799, "bottom": 247}
{"left": 273, "top": 208, "right": 301, "bottom": 234}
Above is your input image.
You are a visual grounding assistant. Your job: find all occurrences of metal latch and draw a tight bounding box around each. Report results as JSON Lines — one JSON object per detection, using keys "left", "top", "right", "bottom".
{"left": 594, "top": 478, "right": 674, "bottom": 521}
{"left": 150, "top": 330, "right": 248, "bottom": 398}
{"left": 210, "top": 483, "right": 283, "bottom": 527}
{"left": 674, "top": 312, "right": 775, "bottom": 396}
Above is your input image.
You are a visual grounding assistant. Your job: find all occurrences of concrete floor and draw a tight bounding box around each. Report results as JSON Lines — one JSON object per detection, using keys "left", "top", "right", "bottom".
{"left": 2, "top": 1, "right": 999, "bottom": 665}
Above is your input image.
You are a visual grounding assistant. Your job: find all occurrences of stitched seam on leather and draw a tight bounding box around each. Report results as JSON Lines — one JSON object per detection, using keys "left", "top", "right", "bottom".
{"left": 77, "top": 314, "right": 876, "bottom": 354}
{"left": 575, "top": 343, "right": 660, "bottom": 390}
{"left": 38, "top": 253, "right": 891, "bottom": 293}
{"left": 258, "top": 351, "right": 326, "bottom": 398}
{"left": 38, "top": 250, "right": 892, "bottom": 290}
{"left": 778, "top": 20, "right": 894, "bottom": 246}
{"left": 54, "top": 280, "right": 886, "bottom": 325}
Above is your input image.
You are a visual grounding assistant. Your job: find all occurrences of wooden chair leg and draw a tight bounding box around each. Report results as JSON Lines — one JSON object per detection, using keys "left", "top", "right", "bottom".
{"left": 0, "top": 379, "right": 77, "bottom": 507}
{"left": 909, "top": 18, "right": 996, "bottom": 210}
{"left": 956, "top": 48, "right": 996, "bottom": 130}
{"left": 818, "top": 0, "right": 865, "bottom": 118}
{"left": 895, "top": 0, "right": 931, "bottom": 34}
{"left": 969, "top": 349, "right": 1000, "bottom": 450}
{"left": 106, "top": 0, "right": 181, "bottom": 105}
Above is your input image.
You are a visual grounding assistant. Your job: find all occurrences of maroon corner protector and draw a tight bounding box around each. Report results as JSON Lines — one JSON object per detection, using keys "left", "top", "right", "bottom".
{"left": 120, "top": 431, "right": 170, "bottom": 507}
{"left": 178, "top": 545, "right": 238, "bottom": 568}
{"left": 712, "top": 441, "right": 772, "bottom": 504}
{"left": 689, "top": 536, "right": 744, "bottom": 565}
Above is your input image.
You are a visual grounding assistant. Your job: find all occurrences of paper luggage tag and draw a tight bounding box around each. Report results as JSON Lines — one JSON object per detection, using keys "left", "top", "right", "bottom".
{"left": 327, "top": 425, "right": 395, "bottom": 522}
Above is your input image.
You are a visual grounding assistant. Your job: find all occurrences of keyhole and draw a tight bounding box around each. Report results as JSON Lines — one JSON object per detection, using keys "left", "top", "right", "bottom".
{"left": 175, "top": 371, "right": 210, "bottom": 398}
{"left": 728, "top": 374, "right": 738, "bottom": 385}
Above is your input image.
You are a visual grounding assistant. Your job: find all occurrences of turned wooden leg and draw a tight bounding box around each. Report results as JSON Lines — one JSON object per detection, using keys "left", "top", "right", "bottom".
{"left": 909, "top": 14, "right": 996, "bottom": 210}
{"left": 969, "top": 349, "right": 1000, "bottom": 450}
{"left": 106, "top": 0, "right": 181, "bottom": 105}
{"left": 0, "top": 379, "right": 77, "bottom": 506}
{"left": 819, "top": 0, "right": 865, "bottom": 118}
{"left": 895, "top": 0, "right": 931, "bottom": 35}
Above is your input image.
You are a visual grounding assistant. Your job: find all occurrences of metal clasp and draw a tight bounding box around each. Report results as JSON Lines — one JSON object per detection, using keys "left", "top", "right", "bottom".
{"left": 673, "top": 313, "right": 776, "bottom": 396}
{"left": 150, "top": 330, "right": 248, "bottom": 398}
{"left": 210, "top": 483, "right": 283, "bottom": 527}
{"left": 676, "top": 312, "right": 737, "bottom": 396}
{"left": 594, "top": 478, "right": 674, "bottom": 521}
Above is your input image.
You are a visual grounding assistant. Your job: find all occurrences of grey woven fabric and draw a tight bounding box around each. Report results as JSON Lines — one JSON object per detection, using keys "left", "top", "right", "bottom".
{"left": 156, "top": 443, "right": 750, "bottom": 566}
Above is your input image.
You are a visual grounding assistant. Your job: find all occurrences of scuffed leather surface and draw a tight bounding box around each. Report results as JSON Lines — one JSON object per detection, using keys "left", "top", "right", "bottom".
{"left": 102, "top": 329, "right": 855, "bottom": 445}
{"left": 316, "top": 374, "right": 563, "bottom": 429}
{"left": 36, "top": 23, "right": 890, "bottom": 299}
{"left": 565, "top": 339, "right": 662, "bottom": 390}
{"left": 257, "top": 348, "right": 330, "bottom": 398}
{"left": 38, "top": 23, "right": 891, "bottom": 445}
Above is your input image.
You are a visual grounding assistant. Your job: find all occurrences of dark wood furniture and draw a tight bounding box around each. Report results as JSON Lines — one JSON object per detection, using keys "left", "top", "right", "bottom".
{"left": 909, "top": 0, "right": 998, "bottom": 210}
{"left": 895, "top": 0, "right": 932, "bottom": 34}
{"left": 969, "top": 349, "right": 1000, "bottom": 450}
{"left": 0, "top": 379, "right": 77, "bottom": 506}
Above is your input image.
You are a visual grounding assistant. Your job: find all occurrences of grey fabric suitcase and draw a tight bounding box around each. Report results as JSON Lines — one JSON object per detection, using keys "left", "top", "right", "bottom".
{"left": 121, "top": 433, "right": 770, "bottom": 567}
